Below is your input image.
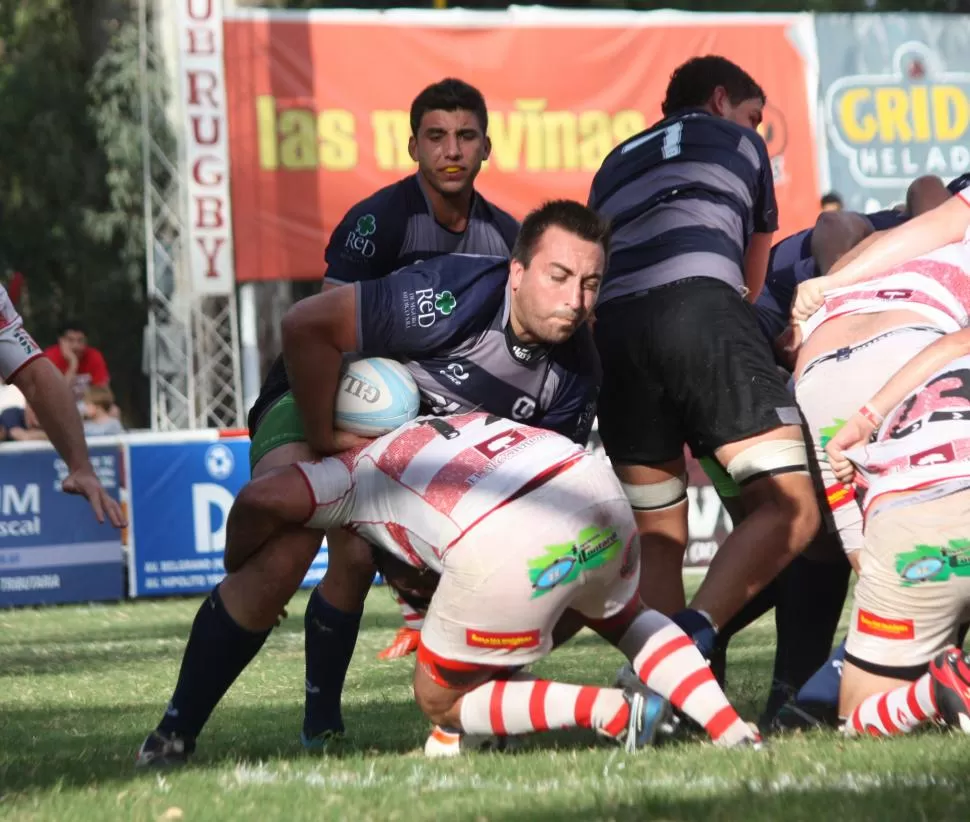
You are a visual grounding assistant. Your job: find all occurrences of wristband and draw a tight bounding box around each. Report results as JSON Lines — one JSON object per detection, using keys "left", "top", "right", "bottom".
{"left": 858, "top": 403, "right": 884, "bottom": 428}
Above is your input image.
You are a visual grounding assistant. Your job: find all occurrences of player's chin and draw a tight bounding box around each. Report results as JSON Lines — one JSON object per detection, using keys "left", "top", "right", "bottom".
{"left": 432, "top": 175, "right": 471, "bottom": 194}
{"left": 540, "top": 318, "right": 581, "bottom": 343}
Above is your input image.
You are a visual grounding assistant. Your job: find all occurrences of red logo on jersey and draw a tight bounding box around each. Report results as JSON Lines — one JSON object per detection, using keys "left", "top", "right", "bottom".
{"left": 875, "top": 289, "right": 914, "bottom": 300}
{"left": 857, "top": 609, "right": 914, "bottom": 640}
{"left": 474, "top": 429, "right": 527, "bottom": 459}
{"left": 909, "top": 443, "right": 956, "bottom": 467}
{"left": 465, "top": 628, "right": 540, "bottom": 650}
{"left": 825, "top": 483, "right": 856, "bottom": 511}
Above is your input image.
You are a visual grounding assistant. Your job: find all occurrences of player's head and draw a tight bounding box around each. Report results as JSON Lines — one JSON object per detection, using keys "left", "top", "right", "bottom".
{"left": 409, "top": 78, "right": 491, "bottom": 197}
{"left": 509, "top": 200, "right": 611, "bottom": 345}
{"left": 59, "top": 319, "right": 88, "bottom": 356}
{"left": 661, "top": 56, "right": 765, "bottom": 131}
{"left": 905, "top": 175, "right": 950, "bottom": 217}
{"left": 820, "top": 192, "right": 844, "bottom": 213}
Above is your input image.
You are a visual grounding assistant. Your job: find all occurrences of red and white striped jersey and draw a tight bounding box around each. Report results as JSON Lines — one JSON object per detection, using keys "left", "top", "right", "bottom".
{"left": 803, "top": 240, "right": 970, "bottom": 340}
{"left": 0, "top": 284, "right": 42, "bottom": 382}
{"left": 846, "top": 353, "right": 970, "bottom": 516}
{"left": 299, "top": 412, "right": 591, "bottom": 573}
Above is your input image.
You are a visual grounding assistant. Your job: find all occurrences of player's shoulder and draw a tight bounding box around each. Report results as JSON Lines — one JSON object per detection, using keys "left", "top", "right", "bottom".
{"left": 474, "top": 194, "right": 520, "bottom": 246}
{"left": 551, "top": 322, "right": 602, "bottom": 381}
{"left": 343, "top": 177, "right": 416, "bottom": 223}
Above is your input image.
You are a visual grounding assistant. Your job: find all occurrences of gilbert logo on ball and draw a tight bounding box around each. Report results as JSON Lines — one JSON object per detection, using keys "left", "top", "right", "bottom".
{"left": 334, "top": 357, "right": 421, "bottom": 437}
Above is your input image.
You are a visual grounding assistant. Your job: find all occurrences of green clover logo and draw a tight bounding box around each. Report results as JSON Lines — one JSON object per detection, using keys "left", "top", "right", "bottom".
{"left": 355, "top": 214, "right": 376, "bottom": 236}
{"left": 435, "top": 291, "right": 457, "bottom": 316}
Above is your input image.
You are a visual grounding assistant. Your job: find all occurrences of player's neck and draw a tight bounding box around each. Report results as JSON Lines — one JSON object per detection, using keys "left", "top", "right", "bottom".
{"left": 417, "top": 172, "right": 474, "bottom": 233}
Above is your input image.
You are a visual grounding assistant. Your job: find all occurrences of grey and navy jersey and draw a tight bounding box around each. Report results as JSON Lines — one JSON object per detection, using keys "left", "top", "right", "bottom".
{"left": 324, "top": 174, "right": 519, "bottom": 286}
{"left": 588, "top": 109, "right": 777, "bottom": 306}
{"left": 355, "top": 255, "right": 600, "bottom": 444}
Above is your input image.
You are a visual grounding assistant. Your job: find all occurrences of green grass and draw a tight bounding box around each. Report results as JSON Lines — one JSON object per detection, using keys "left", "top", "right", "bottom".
{"left": 2, "top": 578, "right": 969, "bottom": 821}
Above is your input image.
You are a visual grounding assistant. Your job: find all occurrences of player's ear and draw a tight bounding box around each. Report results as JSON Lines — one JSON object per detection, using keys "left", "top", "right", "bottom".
{"left": 482, "top": 135, "right": 492, "bottom": 162}
{"left": 710, "top": 85, "right": 729, "bottom": 117}
{"left": 408, "top": 135, "right": 418, "bottom": 163}
{"left": 509, "top": 257, "right": 525, "bottom": 291}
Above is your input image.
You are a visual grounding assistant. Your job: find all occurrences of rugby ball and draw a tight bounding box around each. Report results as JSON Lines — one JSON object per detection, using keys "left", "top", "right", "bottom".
{"left": 334, "top": 356, "right": 420, "bottom": 436}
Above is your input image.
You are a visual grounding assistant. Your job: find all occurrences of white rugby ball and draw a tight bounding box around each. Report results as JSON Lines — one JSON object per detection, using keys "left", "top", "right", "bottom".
{"left": 334, "top": 356, "right": 420, "bottom": 436}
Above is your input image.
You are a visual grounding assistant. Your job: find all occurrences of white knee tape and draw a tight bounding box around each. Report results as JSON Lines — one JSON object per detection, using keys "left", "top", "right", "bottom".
{"left": 725, "top": 440, "right": 809, "bottom": 486}
{"left": 620, "top": 475, "right": 687, "bottom": 512}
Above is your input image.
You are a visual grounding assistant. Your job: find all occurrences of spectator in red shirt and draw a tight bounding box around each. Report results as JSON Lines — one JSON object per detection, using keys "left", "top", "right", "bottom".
{"left": 44, "top": 320, "right": 110, "bottom": 400}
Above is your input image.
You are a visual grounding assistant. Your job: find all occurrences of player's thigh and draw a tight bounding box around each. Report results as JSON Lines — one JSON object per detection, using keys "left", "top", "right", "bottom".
{"left": 845, "top": 491, "right": 970, "bottom": 687}
{"left": 593, "top": 294, "right": 686, "bottom": 467}
{"left": 421, "top": 467, "right": 633, "bottom": 668}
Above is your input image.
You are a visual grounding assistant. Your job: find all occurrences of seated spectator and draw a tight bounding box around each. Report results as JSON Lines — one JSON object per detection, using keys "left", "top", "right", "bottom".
{"left": 0, "top": 403, "right": 49, "bottom": 442}
{"left": 82, "top": 386, "right": 125, "bottom": 436}
{"left": 820, "top": 191, "right": 844, "bottom": 213}
{"left": 44, "top": 320, "right": 110, "bottom": 400}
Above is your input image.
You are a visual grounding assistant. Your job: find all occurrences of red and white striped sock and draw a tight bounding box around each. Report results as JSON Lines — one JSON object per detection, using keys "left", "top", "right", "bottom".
{"left": 844, "top": 673, "right": 938, "bottom": 737}
{"left": 620, "top": 610, "right": 752, "bottom": 746}
{"left": 458, "top": 673, "right": 629, "bottom": 738}
{"left": 396, "top": 594, "right": 424, "bottom": 632}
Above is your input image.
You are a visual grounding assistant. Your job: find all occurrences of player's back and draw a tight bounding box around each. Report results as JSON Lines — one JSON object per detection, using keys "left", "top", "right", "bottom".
{"left": 848, "top": 353, "right": 970, "bottom": 512}
{"left": 347, "top": 412, "right": 589, "bottom": 572}
{"left": 589, "top": 109, "right": 775, "bottom": 306}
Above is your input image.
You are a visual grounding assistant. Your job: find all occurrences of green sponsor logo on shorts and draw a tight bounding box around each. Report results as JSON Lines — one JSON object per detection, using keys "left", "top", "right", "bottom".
{"left": 896, "top": 539, "right": 970, "bottom": 585}
{"left": 528, "top": 525, "right": 621, "bottom": 599}
{"left": 819, "top": 418, "right": 848, "bottom": 450}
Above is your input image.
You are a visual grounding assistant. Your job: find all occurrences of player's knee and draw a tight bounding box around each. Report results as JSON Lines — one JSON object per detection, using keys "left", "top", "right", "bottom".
{"left": 327, "top": 530, "right": 378, "bottom": 578}
{"left": 727, "top": 438, "right": 820, "bottom": 540}
{"left": 412, "top": 675, "right": 458, "bottom": 727}
{"left": 619, "top": 474, "right": 687, "bottom": 513}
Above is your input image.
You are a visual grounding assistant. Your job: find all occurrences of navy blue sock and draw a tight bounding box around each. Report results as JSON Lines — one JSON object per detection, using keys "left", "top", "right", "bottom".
{"left": 672, "top": 608, "right": 718, "bottom": 658}
{"left": 157, "top": 585, "right": 270, "bottom": 740}
{"left": 795, "top": 639, "right": 846, "bottom": 706}
{"left": 774, "top": 554, "right": 850, "bottom": 694}
{"left": 303, "top": 588, "right": 363, "bottom": 739}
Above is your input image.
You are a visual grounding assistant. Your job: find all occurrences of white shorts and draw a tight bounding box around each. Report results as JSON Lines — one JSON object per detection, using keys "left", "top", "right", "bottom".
{"left": 795, "top": 325, "right": 944, "bottom": 554}
{"left": 420, "top": 459, "right": 640, "bottom": 669}
{"left": 846, "top": 488, "right": 970, "bottom": 677}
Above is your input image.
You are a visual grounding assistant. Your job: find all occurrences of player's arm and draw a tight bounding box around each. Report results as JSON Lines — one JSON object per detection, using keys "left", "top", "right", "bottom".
{"left": 744, "top": 134, "right": 779, "bottom": 302}
{"left": 826, "top": 327, "right": 970, "bottom": 481}
{"left": 280, "top": 285, "right": 364, "bottom": 455}
{"left": 829, "top": 194, "right": 969, "bottom": 285}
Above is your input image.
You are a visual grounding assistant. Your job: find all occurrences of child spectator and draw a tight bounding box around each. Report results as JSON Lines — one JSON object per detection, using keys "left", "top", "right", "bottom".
{"left": 82, "top": 386, "right": 125, "bottom": 436}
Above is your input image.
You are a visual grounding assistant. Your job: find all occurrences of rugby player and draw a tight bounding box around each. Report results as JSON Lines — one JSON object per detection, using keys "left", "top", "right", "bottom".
{"left": 771, "top": 183, "right": 968, "bottom": 727}
{"left": 588, "top": 55, "right": 819, "bottom": 658}
{"left": 822, "top": 326, "right": 970, "bottom": 736}
{"left": 309, "top": 77, "right": 518, "bottom": 667}
{"left": 225, "top": 411, "right": 762, "bottom": 755}
{"left": 0, "top": 285, "right": 124, "bottom": 527}
{"left": 135, "top": 201, "right": 605, "bottom": 766}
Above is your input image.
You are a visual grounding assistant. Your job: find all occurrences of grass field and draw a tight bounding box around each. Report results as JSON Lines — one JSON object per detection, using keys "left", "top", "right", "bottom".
{"left": 2, "top": 577, "right": 970, "bottom": 822}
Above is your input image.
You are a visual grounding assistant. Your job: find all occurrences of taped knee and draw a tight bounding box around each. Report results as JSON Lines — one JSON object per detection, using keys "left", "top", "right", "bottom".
{"left": 725, "top": 439, "right": 809, "bottom": 487}
{"left": 620, "top": 475, "right": 687, "bottom": 512}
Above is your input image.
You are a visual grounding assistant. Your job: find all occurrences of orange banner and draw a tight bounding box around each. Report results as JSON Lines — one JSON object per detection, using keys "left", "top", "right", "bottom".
{"left": 224, "top": 13, "right": 820, "bottom": 283}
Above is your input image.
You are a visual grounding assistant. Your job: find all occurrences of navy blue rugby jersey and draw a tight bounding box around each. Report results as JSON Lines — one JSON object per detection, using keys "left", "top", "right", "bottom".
{"left": 588, "top": 109, "right": 777, "bottom": 305}
{"left": 324, "top": 174, "right": 519, "bottom": 286}
{"left": 355, "top": 254, "right": 600, "bottom": 445}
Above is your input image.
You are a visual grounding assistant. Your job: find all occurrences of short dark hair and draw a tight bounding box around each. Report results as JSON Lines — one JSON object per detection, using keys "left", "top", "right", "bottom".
{"left": 661, "top": 56, "right": 765, "bottom": 117}
{"left": 820, "top": 192, "right": 844, "bottom": 208}
{"left": 512, "top": 200, "right": 612, "bottom": 267}
{"left": 60, "top": 319, "right": 86, "bottom": 337}
{"left": 409, "top": 78, "right": 489, "bottom": 136}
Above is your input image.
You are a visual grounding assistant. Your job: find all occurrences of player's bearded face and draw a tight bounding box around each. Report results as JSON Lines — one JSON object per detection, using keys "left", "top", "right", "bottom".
{"left": 511, "top": 226, "right": 604, "bottom": 344}
{"left": 409, "top": 109, "right": 490, "bottom": 196}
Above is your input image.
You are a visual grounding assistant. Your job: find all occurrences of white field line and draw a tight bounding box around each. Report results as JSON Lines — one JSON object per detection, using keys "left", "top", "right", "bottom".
{"left": 218, "top": 760, "right": 953, "bottom": 796}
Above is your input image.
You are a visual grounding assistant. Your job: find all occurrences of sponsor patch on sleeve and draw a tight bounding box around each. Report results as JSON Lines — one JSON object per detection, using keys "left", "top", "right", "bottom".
{"left": 825, "top": 482, "right": 856, "bottom": 511}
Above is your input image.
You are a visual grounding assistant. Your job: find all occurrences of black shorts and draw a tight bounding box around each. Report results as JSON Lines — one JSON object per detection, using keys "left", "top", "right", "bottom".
{"left": 247, "top": 354, "right": 289, "bottom": 438}
{"left": 594, "top": 277, "right": 801, "bottom": 465}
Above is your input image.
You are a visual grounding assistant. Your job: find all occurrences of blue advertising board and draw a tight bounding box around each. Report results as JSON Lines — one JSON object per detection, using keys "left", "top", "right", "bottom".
{"left": 0, "top": 445, "right": 125, "bottom": 607}
{"left": 128, "top": 438, "right": 328, "bottom": 597}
